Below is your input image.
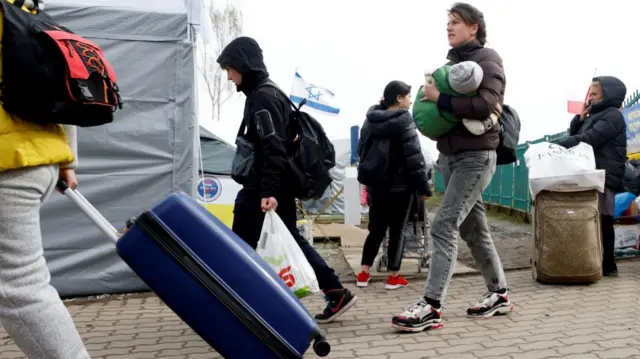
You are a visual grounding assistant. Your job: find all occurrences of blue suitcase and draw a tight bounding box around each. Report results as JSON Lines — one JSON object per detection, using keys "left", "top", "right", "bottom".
{"left": 59, "top": 181, "right": 331, "bottom": 359}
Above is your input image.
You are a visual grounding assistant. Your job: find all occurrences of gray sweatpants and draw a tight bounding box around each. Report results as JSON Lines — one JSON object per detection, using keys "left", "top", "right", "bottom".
{"left": 0, "top": 165, "right": 90, "bottom": 359}
{"left": 425, "top": 150, "right": 507, "bottom": 302}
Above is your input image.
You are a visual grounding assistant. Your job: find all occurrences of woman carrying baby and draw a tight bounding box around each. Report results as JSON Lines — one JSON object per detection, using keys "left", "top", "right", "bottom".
{"left": 392, "top": 2, "right": 512, "bottom": 333}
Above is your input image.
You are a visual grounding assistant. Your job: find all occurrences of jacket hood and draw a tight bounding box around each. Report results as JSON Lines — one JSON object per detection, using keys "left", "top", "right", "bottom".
{"left": 364, "top": 105, "right": 415, "bottom": 136}
{"left": 216, "top": 36, "right": 269, "bottom": 94}
{"left": 591, "top": 76, "right": 627, "bottom": 113}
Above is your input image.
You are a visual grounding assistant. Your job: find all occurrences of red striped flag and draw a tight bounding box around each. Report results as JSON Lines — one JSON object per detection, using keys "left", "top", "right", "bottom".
{"left": 567, "top": 100, "right": 584, "bottom": 115}
{"left": 567, "top": 85, "right": 592, "bottom": 115}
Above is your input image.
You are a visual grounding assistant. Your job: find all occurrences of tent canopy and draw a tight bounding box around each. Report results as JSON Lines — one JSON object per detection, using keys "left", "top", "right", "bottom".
{"left": 46, "top": 0, "right": 189, "bottom": 39}
{"left": 40, "top": 0, "right": 198, "bottom": 297}
{"left": 199, "top": 127, "right": 235, "bottom": 176}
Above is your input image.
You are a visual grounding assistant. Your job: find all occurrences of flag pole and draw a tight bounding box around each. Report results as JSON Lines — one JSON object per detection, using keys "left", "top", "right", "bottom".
{"left": 290, "top": 66, "right": 299, "bottom": 96}
{"left": 290, "top": 66, "right": 302, "bottom": 108}
{"left": 587, "top": 68, "right": 597, "bottom": 98}
{"left": 582, "top": 67, "right": 598, "bottom": 107}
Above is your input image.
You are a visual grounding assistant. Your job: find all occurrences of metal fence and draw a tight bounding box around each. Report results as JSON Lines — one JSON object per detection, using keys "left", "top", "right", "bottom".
{"left": 433, "top": 131, "right": 568, "bottom": 213}
{"left": 434, "top": 93, "right": 640, "bottom": 214}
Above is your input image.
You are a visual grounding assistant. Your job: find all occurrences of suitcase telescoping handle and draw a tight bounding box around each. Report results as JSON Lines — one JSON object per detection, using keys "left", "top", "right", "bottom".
{"left": 56, "top": 180, "right": 121, "bottom": 244}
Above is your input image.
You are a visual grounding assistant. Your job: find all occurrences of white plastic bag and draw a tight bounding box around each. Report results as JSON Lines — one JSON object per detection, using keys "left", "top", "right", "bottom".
{"left": 524, "top": 141, "right": 605, "bottom": 197}
{"left": 257, "top": 211, "right": 320, "bottom": 298}
{"left": 614, "top": 224, "right": 640, "bottom": 251}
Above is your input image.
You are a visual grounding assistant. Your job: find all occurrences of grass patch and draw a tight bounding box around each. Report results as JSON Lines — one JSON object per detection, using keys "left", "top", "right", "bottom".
{"left": 431, "top": 191, "right": 529, "bottom": 225}
{"left": 485, "top": 206, "right": 529, "bottom": 225}
{"left": 426, "top": 192, "right": 442, "bottom": 210}
{"left": 305, "top": 190, "right": 529, "bottom": 226}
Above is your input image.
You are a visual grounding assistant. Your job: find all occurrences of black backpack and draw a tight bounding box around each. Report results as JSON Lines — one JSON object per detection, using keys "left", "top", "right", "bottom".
{"left": 257, "top": 83, "right": 336, "bottom": 200}
{"left": 357, "top": 134, "right": 394, "bottom": 188}
{"left": 496, "top": 105, "right": 521, "bottom": 165}
{"left": 0, "top": 0, "right": 123, "bottom": 127}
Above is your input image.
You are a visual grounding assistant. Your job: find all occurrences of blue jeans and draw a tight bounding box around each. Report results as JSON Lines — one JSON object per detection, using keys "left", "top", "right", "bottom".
{"left": 424, "top": 150, "right": 507, "bottom": 302}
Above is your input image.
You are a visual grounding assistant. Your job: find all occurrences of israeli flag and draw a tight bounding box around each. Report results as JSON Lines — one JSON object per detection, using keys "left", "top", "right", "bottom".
{"left": 289, "top": 72, "right": 340, "bottom": 115}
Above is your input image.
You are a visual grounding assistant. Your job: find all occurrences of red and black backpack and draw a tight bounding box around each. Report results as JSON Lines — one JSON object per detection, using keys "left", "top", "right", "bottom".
{"left": 0, "top": 0, "right": 123, "bottom": 127}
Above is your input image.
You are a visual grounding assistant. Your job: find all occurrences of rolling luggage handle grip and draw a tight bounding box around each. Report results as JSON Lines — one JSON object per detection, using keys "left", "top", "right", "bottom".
{"left": 57, "top": 180, "right": 121, "bottom": 244}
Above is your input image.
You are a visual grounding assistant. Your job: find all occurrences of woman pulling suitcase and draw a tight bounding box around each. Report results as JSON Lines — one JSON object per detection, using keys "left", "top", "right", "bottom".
{"left": 0, "top": 0, "right": 91, "bottom": 357}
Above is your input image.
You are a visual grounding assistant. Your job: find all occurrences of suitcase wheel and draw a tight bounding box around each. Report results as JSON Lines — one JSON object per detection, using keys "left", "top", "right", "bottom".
{"left": 313, "top": 339, "right": 331, "bottom": 357}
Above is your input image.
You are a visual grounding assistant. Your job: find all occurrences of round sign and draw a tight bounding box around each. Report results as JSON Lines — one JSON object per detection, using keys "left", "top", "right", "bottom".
{"left": 197, "top": 176, "right": 222, "bottom": 202}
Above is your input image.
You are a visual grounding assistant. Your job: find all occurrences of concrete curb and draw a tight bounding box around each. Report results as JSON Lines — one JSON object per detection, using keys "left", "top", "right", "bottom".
{"left": 63, "top": 291, "right": 156, "bottom": 307}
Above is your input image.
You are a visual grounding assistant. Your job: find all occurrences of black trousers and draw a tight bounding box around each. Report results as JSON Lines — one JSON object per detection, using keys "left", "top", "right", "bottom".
{"left": 232, "top": 188, "right": 342, "bottom": 292}
{"left": 361, "top": 190, "right": 412, "bottom": 271}
{"left": 601, "top": 214, "right": 617, "bottom": 272}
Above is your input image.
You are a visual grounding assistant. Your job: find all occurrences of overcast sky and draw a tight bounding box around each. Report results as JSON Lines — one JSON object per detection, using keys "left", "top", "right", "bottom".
{"left": 198, "top": 0, "right": 640, "bottom": 161}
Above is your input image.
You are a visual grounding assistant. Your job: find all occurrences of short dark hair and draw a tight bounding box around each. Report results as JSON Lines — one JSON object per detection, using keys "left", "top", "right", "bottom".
{"left": 380, "top": 81, "right": 412, "bottom": 109}
{"left": 449, "top": 2, "right": 487, "bottom": 45}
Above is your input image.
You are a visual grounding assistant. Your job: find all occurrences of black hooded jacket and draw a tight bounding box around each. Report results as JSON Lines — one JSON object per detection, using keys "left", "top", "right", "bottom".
{"left": 357, "top": 105, "right": 431, "bottom": 196}
{"left": 217, "top": 37, "right": 292, "bottom": 199}
{"left": 558, "top": 76, "right": 627, "bottom": 192}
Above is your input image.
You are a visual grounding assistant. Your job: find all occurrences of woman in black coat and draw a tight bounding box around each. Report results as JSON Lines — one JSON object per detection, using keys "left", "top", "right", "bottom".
{"left": 355, "top": 80, "right": 431, "bottom": 290}
{"left": 558, "top": 76, "right": 627, "bottom": 277}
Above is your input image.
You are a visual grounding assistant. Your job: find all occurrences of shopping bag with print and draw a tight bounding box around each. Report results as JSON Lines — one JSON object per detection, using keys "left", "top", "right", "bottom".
{"left": 257, "top": 211, "right": 320, "bottom": 298}
{"left": 524, "top": 141, "right": 605, "bottom": 196}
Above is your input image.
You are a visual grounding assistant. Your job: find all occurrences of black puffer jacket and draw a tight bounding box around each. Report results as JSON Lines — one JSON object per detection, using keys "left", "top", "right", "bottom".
{"left": 558, "top": 76, "right": 627, "bottom": 192}
{"left": 357, "top": 105, "right": 431, "bottom": 196}
{"left": 217, "top": 37, "right": 291, "bottom": 199}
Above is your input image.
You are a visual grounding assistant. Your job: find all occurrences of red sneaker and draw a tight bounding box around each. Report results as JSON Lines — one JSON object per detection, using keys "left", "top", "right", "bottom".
{"left": 356, "top": 271, "right": 371, "bottom": 287}
{"left": 385, "top": 274, "right": 408, "bottom": 290}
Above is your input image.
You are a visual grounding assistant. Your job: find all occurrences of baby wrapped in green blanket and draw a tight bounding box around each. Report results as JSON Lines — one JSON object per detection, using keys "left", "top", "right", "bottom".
{"left": 413, "top": 61, "right": 499, "bottom": 139}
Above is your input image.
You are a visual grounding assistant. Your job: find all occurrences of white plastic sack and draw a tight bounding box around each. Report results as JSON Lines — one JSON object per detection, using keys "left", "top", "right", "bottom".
{"left": 614, "top": 224, "right": 640, "bottom": 250}
{"left": 257, "top": 211, "right": 320, "bottom": 298}
{"left": 524, "top": 141, "right": 605, "bottom": 197}
{"left": 614, "top": 224, "right": 640, "bottom": 258}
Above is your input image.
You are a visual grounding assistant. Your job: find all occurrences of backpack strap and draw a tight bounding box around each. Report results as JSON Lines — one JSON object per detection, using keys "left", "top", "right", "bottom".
{"left": 257, "top": 80, "right": 306, "bottom": 113}
{"left": 237, "top": 81, "right": 297, "bottom": 138}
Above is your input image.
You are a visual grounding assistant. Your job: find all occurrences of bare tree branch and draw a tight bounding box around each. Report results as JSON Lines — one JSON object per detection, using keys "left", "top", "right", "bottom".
{"left": 219, "top": 91, "right": 235, "bottom": 106}
{"left": 199, "top": 0, "right": 243, "bottom": 121}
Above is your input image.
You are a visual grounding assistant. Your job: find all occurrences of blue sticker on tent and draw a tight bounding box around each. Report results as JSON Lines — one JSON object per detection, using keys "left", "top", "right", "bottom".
{"left": 197, "top": 176, "right": 222, "bottom": 202}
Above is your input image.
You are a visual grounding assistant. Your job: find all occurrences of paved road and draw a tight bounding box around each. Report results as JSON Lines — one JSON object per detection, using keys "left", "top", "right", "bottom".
{"left": 2, "top": 261, "right": 640, "bottom": 358}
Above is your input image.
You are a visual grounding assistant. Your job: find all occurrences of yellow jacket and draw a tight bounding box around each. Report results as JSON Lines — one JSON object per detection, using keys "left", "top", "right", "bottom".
{"left": 0, "top": 0, "right": 76, "bottom": 173}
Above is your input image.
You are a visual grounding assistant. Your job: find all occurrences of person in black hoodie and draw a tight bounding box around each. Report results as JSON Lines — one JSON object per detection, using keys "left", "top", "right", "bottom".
{"left": 558, "top": 76, "right": 627, "bottom": 277}
{"left": 216, "top": 36, "right": 357, "bottom": 323}
{"left": 355, "top": 80, "right": 431, "bottom": 289}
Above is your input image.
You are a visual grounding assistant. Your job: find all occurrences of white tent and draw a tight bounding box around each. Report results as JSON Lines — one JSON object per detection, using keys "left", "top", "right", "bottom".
{"left": 302, "top": 138, "right": 350, "bottom": 214}
{"left": 39, "top": 0, "right": 200, "bottom": 297}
